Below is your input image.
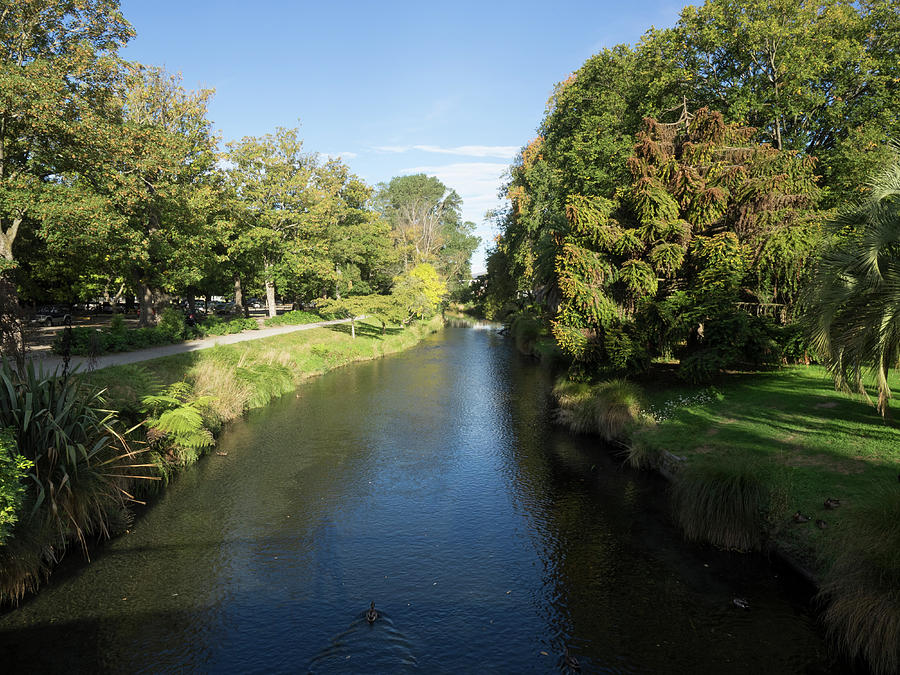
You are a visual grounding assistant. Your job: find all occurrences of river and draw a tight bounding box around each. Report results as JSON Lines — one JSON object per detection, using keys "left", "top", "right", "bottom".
{"left": 0, "top": 324, "right": 835, "bottom": 673}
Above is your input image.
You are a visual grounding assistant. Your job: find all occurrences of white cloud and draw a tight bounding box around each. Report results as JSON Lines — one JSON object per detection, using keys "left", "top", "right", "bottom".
{"left": 373, "top": 145, "right": 411, "bottom": 154}
{"left": 374, "top": 144, "right": 518, "bottom": 160}
{"left": 327, "top": 150, "right": 357, "bottom": 159}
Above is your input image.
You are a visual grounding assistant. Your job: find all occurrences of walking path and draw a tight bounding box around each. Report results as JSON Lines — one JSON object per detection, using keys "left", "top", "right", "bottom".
{"left": 29, "top": 318, "right": 354, "bottom": 375}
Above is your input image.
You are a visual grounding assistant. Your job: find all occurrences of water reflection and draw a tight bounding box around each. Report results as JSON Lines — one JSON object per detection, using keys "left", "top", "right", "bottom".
{"left": 0, "top": 326, "right": 836, "bottom": 673}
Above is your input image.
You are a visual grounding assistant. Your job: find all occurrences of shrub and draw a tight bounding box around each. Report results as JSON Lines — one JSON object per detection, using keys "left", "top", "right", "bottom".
{"left": 510, "top": 313, "right": 541, "bottom": 355}
{"left": 0, "top": 362, "right": 150, "bottom": 558}
{"left": 553, "top": 376, "right": 645, "bottom": 441}
{"left": 157, "top": 308, "right": 187, "bottom": 341}
{"left": 0, "top": 429, "right": 32, "bottom": 545}
{"left": 142, "top": 383, "right": 215, "bottom": 466}
{"left": 263, "top": 310, "right": 321, "bottom": 327}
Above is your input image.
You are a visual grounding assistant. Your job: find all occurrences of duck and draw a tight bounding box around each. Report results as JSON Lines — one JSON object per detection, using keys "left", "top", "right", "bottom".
{"left": 564, "top": 647, "right": 581, "bottom": 671}
{"left": 816, "top": 519, "right": 827, "bottom": 530}
{"left": 792, "top": 511, "right": 811, "bottom": 523}
{"left": 365, "top": 601, "right": 378, "bottom": 624}
{"left": 824, "top": 498, "right": 840, "bottom": 509}
{"left": 732, "top": 597, "right": 750, "bottom": 610}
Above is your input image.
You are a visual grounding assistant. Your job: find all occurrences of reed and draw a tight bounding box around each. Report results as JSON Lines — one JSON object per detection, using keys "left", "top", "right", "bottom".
{"left": 670, "top": 456, "right": 788, "bottom": 551}
{"left": 819, "top": 488, "right": 900, "bottom": 675}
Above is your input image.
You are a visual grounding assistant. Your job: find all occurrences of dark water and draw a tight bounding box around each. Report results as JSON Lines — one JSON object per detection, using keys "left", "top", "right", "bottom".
{"left": 0, "top": 325, "right": 835, "bottom": 673}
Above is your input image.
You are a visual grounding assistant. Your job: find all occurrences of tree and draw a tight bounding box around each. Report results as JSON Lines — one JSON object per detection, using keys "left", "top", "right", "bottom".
{"left": 376, "top": 174, "right": 479, "bottom": 289}
{"left": 39, "top": 65, "right": 218, "bottom": 325}
{"left": 806, "top": 152, "right": 900, "bottom": 416}
{"left": 226, "top": 127, "right": 321, "bottom": 318}
{"left": 0, "top": 0, "right": 132, "bottom": 276}
{"left": 651, "top": 0, "right": 900, "bottom": 206}
{"left": 552, "top": 107, "right": 822, "bottom": 376}
{"left": 391, "top": 263, "right": 447, "bottom": 322}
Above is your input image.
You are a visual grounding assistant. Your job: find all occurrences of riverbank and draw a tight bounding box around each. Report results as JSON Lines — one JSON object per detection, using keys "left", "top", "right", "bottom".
{"left": 0, "top": 316, "right": 443, "bottom": 605}
{"left": 553, "top": 365, "right": 900, "bottom": 674}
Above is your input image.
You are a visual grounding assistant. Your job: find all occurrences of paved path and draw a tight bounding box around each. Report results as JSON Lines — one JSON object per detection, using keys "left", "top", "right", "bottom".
{"left": 29, "top": 318, "right": 354, "bottom": 375}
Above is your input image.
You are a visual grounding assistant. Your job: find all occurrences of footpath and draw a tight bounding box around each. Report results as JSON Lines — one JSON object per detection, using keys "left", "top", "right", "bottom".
{"left": 28, "top": 318, "right": 354, "bottom": 375}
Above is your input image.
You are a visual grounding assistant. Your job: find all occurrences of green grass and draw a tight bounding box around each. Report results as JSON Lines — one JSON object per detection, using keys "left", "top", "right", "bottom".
{"left": 631, "top": 366, "right": 899, "bottom": 558}
{"left": 82, "top": 316, "right": 442, "bottom": 423}
{"left": 627, "top": 364, "right": 900, "bottom": 675}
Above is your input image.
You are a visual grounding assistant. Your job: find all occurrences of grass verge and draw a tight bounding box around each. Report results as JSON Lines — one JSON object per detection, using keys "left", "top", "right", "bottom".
{"left": 554, "top": 365, "right": 900, "bottom": 674}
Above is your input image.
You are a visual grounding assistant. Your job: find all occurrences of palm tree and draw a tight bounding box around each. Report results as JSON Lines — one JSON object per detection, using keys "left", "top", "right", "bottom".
{"left": 806, "top": 153, "right": 900, "bottom": 417}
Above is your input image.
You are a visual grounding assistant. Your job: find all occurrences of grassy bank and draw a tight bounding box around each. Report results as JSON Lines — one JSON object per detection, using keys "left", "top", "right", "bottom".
{"left": 554, "top": 366, "right": 900, "bottom": 674}
{"left": 0, "top": 316, "right": 442, "bottom": 605}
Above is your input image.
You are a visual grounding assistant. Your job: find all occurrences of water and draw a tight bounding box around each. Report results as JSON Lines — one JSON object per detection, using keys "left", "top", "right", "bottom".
{"left": 0, "top": 325, "right": 835, "bottom": 673}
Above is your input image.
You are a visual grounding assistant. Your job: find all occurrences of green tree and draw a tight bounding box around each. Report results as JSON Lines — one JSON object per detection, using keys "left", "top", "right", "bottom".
{"left": 40, "top": 65, "right": 218, "bottom": 325}
{"left": 0, "top": 0, "right": 132, "bottom": 275}
{"left": 376, "top": 174, "right": 479, "bottom": 289}
{"left": 553, "top": 108, "right": 821, "bottom": 376}
{"left": 806, "top": 152, "right": 900, "bottom": 416}
{"left": 226, "top": 127, "right": 321, "bottom": 318}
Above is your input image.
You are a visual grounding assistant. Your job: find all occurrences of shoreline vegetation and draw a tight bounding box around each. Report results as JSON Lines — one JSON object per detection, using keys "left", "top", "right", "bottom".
{"left": 0, "top": 316, "right": 442, "bottom": 607}
{"left": 507, "top": 317, "right": 900, "bottom": 675}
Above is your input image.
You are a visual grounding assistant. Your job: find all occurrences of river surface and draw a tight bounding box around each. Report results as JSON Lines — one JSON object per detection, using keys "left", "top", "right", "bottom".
{"left": 0, "top": 325, "right": 836, "bottom": 673}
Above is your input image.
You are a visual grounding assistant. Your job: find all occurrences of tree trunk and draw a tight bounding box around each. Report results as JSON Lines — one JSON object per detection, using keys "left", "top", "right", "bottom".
{"left": 0, "top": 216, "right": 21, "bottom": 263}
{"left": 138, "top": 282, "right": 153, "bottom": 327}
{"left": 350, "top": 317, "right": 356, "bottom": 339}
{"left": 233, "top": 273, "right": 245, "bottom": 316}
{"left": 265, "top": 278, "right": 277, "bottom": 318}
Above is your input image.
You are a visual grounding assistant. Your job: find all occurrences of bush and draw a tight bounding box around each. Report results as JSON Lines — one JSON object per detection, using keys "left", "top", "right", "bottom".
{"left": 0, "top": 362, "right": 149, "bottom": 560}
{"left": 553, "top": 376, "right": 645, "bottom": 441}
{"left": 157, "top": 308, "right": 187, "bottom": 341}
{"left": 263, "top": 310, "right": 321, "bottom": 327}
{"left": 196, "top": 316, "right": 257, "bottom": 336}
{"left": 510, "top": 313, "right": 541, "bottom": 355}
{"left": 0, "top": 429, "right": 31, "bottom": 545}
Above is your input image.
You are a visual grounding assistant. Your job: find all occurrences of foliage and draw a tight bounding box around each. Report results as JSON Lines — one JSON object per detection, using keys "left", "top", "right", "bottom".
{"left": 0, "top": 0, "right": 133, "bottom": 269}
{"left": 546, "top": 108, "right": 821, "bottom": 376}
{"left": 142, "top": 383, "right": 214, "bottom": 465}
{"left": 263, "top": 310, "right": 322, "bottom": 327}
{"left": 391, "top": 263, "right": 448, "bottom": 321}
{"left": 553, "top": 376, "right": 646, "bottom": 441}
{"left": 0, "top": 430, "right": 32, "bottom": 545}
{"left": 805, "top": 154, "right": 900, "bottom": 416}
{"left": 0, "top": 361, "right": 149, "bottom": 557}
{"left": 375, "top": 174, "right": 479, "bottom": 291}
{"left": 510, "top": 313, "right": 542, "bottom": 355}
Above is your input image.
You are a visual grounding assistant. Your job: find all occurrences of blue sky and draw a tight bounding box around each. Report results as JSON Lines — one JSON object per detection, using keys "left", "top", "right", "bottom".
{"left": 120, "top": 0, "right": 684, "bottom": 273}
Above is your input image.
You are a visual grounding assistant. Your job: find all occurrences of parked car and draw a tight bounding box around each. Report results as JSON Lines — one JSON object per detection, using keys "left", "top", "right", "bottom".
{"left": 214, "top": 301, "right": 236, "bottom": 316}
{"left": 31, "top": 305, "right": 71, "bottom": 327}
{"left": 247, "top": 297, "right": 263, "bottom": 309}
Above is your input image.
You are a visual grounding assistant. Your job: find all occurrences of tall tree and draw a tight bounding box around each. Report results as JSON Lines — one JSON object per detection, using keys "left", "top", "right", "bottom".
{"left": 225, "top": 127, "right": 319, "bottom": 317}
{"left": 0, "top": 0, "right": 132, "bottom": 274}
{"left": 40, "top": 65, "right": 218, "bottom": 325}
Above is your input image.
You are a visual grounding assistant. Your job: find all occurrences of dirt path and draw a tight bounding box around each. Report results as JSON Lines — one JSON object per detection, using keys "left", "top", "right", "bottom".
{"left": 28, "top": 318, "right": 354, "bottom": 375}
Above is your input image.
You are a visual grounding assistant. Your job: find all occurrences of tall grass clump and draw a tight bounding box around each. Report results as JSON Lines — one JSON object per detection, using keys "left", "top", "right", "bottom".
{"left": 818, "top": 488, "right": 900, "bottom": 675}
{"left": 0, "top": 362, "right": 153, "bottom": 602}
{"left": 553, "top": 377, "right": 645, "bottom": 441}
{"left": 671, "top": 456, "right": 789, "bottom": 551}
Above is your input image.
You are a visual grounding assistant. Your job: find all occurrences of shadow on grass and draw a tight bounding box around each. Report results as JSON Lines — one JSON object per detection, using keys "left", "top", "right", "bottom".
{"left": 326, "top": 321, "right": 403, "bottom": 339}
